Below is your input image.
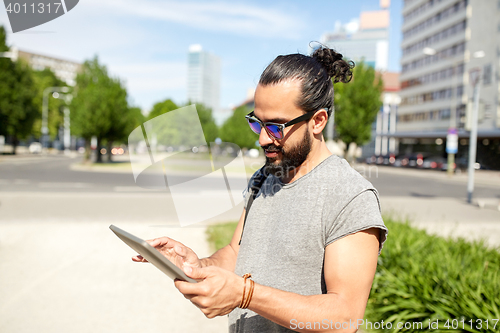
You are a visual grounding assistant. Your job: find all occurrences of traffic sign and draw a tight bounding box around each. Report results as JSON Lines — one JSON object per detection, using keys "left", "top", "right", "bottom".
{"left": 446, "top": 128, "right": 458, "bottom": 154}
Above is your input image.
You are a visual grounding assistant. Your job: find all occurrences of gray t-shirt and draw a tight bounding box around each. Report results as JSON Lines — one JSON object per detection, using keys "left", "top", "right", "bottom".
{"left": 228, "top": 155, "right": 387, "bottom": 333}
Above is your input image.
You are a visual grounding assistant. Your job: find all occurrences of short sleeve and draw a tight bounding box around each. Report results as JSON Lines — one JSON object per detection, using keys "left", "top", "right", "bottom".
{"left": 325, "top": 190, "right": 388, "bottom": 254}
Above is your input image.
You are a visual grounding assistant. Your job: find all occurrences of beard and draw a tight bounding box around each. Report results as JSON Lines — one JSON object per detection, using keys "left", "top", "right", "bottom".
{"left": 262, "top": 127, "right": 312, "bottom": 179}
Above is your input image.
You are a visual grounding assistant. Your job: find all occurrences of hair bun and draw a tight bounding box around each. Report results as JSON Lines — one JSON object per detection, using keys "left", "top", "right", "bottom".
{"left": 312, "top": 46, "right": 354, "bottom": 83}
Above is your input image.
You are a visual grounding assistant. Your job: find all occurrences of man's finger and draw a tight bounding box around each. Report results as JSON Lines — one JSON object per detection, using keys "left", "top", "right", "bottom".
{"left": 175, "top": 267, "right": 211, "bottom": 294}
{"left": 175, "top": 280, "right": 202, "bottom": 296}
{"left": 184, "top": 266, "right": 209, "bottom": 279}
{"left": 132, "top": 255, "right": 148, "bottom": 262}
{"left": 174, "top": 245, "right": 184, "bottom": 256}
{"left": 147, "top": 237, "right": 170, "bottom": 248}
{"left": 175, "top": 245, "right": 195, "bottom": 262}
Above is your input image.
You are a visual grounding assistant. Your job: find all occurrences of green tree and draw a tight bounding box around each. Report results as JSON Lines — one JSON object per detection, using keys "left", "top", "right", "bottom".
{"left": 70, "top": 56, "right": 129, "bottom": 162}
{"left": 194, "top": 103, "right": 218, "bottom": 144}
{"left": 147, "top": 99, "right": 178, "bottom": 120}
{"left": 333, "top": 61, "right": 383, "bottom": 160}
{"left": 220, "top": 105, "right": 257, "bottom": 149}
{"left": 0, "top": 25, "right": 38, "bottom": 153}
{"left": 126, "top": 106, "right": 145, "bottom": 134}
{"left": 31, "top": 68, "right": 67, "bottom": 139}
{"left": 147, "top": 100, "right": 218, "bottom": 145}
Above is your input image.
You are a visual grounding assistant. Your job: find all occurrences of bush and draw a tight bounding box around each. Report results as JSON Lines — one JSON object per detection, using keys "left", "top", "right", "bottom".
{"left": 365, "top": 218, "right": 500, "bottom": 332}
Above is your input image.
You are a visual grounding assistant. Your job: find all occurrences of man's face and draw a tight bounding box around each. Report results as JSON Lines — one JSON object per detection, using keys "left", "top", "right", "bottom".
{"left": 262, "top": 126, "right": 312, "bottom": 178}
{"left": 253, "top": 80, "right": 313, "bottom": 179}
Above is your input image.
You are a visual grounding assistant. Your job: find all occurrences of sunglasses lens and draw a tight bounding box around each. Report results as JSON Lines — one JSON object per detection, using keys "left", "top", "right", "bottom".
{"left": 266, "top": 124, "right": 283, "bottom": 139}
{"left": 247, "top": 118, "right": 262, "bottom": 135}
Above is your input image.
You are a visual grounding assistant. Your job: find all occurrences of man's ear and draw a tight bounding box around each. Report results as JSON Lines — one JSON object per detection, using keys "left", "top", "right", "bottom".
{"left": 311, "top": 109, "right": 329, "bottom": 135}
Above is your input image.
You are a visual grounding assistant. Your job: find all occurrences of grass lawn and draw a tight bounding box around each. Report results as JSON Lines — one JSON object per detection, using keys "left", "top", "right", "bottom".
{"left": 206, "top": 221, "right": 238, "bottom": 252}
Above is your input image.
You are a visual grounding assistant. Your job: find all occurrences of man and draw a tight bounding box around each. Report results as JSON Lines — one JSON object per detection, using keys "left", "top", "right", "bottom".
{"left": 134, "top": 47, "right": 387, "bottom": 333}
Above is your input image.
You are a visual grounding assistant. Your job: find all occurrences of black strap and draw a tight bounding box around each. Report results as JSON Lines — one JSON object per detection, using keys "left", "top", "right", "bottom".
{"left": 239, "top": 167, "right": 267, "bottom": 245}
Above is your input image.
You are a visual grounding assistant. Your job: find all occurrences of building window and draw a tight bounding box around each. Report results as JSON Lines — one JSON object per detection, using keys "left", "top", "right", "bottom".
{"left": 483, "top": 64, "right": 492, "bottom": 85}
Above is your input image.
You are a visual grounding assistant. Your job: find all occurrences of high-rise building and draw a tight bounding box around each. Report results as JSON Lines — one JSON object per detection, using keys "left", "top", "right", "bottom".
{"left": 397, "top": 0, "right": 500, "bottom": 169}
{"left": 320, "top": 0, "right": 398, "bottom": 159}
{"left": 321, "top": 1, "right": 390, "bottom": 70}
{"left": 187, "top": 44, "right": 220, "bottom": 113}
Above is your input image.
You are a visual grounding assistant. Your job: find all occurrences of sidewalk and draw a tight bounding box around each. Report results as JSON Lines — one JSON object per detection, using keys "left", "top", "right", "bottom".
{"left": 0, "top": 220, "right": 228, "bottom": 333}
{"left": 359, "top": 163, "right": 500, "bottom": 188}
{"left": 380, "top": 196, "right": 500, "bottom": 248}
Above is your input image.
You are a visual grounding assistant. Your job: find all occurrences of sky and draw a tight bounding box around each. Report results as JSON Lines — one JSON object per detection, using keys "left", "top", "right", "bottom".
{"left": 1, "top": 0, "right": 402, "bottom": 113}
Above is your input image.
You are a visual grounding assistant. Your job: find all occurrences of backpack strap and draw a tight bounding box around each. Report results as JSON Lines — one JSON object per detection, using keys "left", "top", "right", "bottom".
{"left": 239, "top": 167, "right": 267, "bottom": 245}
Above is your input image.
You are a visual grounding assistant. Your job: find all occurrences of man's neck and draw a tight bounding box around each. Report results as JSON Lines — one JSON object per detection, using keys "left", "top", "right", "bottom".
{"left": 281, "top": 142, "right": 332, "bottom": 184}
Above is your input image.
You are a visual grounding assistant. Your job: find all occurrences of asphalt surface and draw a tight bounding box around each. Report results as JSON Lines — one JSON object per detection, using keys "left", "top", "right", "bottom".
{"left": 0, "top": 154, "right": 237, "bottom": 193}
{"left": 0, "top": 154, "right": 498, "bottom": 199}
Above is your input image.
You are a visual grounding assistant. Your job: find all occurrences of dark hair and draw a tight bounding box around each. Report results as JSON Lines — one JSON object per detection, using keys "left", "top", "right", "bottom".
{"left": 258, "top": 46, "right": 354, "bottom": 115}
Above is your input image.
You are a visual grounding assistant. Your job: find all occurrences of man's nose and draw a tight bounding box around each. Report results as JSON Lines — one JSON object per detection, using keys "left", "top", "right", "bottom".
{"left": 259, "top": 127, "right": 274, "bottom": 147}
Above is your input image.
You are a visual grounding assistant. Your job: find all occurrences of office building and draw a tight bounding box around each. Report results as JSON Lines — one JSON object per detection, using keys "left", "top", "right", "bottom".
{"left": 9, "top": 47, "right": 81, "bottom": 86}
{"left": 320, "top": 0, "right": 400, "bottom": 159}
{"left": 187, "top": 44, "right": 221, "bottom": 113}
{"left": 366, "top": 72, "right": 401, "bottom": 158}
{"left": 321, "top": 1, "right": 390, "bottom": 70}
{"left": 397, "top": 0, "right": 500, "bottom": 169}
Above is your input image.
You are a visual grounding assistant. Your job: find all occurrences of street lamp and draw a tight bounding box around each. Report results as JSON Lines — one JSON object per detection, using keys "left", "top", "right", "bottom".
{"left": 467, "top": 50, "right": 485, "bottom": 204}
{"left": 51, "top": 92, "right": 73, "bottom": 152}
{"left": 61, "top": 94, "right": 73, "bottom": 152}
{"left": 41, "top": 86, "right": 70, "bottom": 150}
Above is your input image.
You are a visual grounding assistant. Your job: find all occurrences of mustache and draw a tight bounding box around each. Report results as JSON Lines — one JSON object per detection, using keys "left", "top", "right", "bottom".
{"left": 261, "top": 144, "right": 282, "bottom": 153}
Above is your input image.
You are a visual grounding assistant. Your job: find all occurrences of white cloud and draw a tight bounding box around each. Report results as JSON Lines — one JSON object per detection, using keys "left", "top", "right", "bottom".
{"left": 83, "top": 0, "right": 304, "bottom": 39}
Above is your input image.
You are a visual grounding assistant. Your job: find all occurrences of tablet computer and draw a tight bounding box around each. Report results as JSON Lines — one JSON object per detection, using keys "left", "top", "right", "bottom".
{"left": 110, "top": 225, "right": 197, "bottom": 283}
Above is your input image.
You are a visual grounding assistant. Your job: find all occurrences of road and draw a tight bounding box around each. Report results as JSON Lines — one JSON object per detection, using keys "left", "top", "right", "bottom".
{"left": 0, "top": 154, "right": 249, "bottom": 224}
{"left": 0, "top": 154, "right": 236, "bottom": 193}
{"left": 1, "top": 154, "right": 497, "bottom": 198}
{"left": 0, "top": 154, "right": 498, "bottom": 224}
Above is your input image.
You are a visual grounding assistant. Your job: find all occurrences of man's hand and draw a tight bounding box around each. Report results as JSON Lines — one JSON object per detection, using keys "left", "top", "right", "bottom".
{"left": 174, "top": 265, "right": 242, "bottom": 318}
{"left": 132, "top": 237, "right": 202, "bottom": 270}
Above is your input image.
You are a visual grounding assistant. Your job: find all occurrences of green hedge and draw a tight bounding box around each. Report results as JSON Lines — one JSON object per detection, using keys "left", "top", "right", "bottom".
{"left": 205, "top": 220, "right": 500, "bottom": 332}
{"left": 365, "top": 219, "right": 500, "bottom": 332}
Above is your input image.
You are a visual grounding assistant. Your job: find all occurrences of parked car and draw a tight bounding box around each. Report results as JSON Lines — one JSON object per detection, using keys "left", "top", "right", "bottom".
{"left": 367, "top": 154, "right": 396, "bottom": 166}
{"left": 366, "top": 155, "right": 377, "bottom": 165}
{"left": 403, "top": 153, "right": 426, "bottom": 168}
{"left": 422, "top": 156, "right": 446, "bottom": 170}
{"left": 29, "top": 142, "right": 42, "bottom": 154}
